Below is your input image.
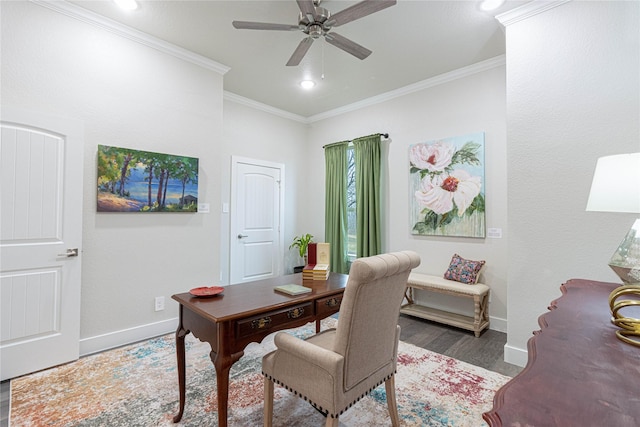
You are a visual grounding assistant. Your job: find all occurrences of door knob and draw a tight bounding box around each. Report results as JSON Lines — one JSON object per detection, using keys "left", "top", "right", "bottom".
{"left": 237, "top": 234, "right": 248, "bottom": 239}
{"left": 58, "top": 248, "right": 79, "bottom": 257}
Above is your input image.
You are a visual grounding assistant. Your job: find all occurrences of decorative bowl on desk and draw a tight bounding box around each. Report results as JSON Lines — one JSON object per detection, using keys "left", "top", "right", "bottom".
{"left": 189, "top": 286, "right": 224, "bottom": 297}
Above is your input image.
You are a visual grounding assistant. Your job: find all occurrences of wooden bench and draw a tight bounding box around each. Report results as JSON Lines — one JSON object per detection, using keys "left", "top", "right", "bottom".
{"left": 400, "top": 272, "right": 490, "bottom": 337}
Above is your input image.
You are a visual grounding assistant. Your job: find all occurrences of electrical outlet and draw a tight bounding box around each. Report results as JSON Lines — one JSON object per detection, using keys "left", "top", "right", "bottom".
{"left": 154, "top": 296, "right": 165, "bottom": 311}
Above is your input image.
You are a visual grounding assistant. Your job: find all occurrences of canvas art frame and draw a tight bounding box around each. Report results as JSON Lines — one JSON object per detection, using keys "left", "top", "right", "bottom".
{"left": 409, "top": 132, "right": 485, "bottom": 238}
{"left": 97, "top": 145, "right": 199, "bottom": 213}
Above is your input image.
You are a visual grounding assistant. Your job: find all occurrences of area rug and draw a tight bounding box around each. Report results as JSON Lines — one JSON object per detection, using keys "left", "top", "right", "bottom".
{"left": 10, "top": 318, "right": 510, "bottom": 426}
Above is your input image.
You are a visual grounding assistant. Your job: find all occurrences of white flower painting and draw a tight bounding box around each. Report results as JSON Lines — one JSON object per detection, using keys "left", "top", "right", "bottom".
{"left": 410, "top": 133, "right": 485, "bottom": 238}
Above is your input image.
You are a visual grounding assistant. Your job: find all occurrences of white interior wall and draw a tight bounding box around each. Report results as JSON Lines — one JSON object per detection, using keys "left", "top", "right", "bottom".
{"left": 305, "top": 65, "right": 509, "bottom": 327}
{"left": 1, "top": 2, "right": 225, "bottom": 352}
{"left": 1, "top": 2, "right": 313, "bottom": 354}
{"left": 4, "top": 0, "right": 637, "bottom": 368}
{"left": 503, "top": 0, "right": 640, "bottom": 366}
{"left": 220, "top": 98, "right": 310, "bottom": 283}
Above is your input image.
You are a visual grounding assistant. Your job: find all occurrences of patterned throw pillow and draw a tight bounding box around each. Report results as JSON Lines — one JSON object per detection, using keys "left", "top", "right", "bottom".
{"left": 444, "top": 253, "right": 485, "bottom": 284}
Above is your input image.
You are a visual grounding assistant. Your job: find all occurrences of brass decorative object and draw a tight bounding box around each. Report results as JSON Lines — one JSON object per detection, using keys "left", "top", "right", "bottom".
{"left": 287, "top": 307, "right": 305, "bottom": 319}
{"left": 251, "top": 316, "right": 272, "bottom": 329}
{"left": 608, "top": 285, "right": 640, "bottom": 347}
{"left": 325, "top": 297, "right": 340, "bottom": 308}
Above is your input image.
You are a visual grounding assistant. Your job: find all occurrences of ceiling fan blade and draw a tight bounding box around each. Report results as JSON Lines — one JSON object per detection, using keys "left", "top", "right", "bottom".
{"left": 324, "top": 32, "right": 372, "bottom": 60}
{"left": 296, "top": 0, "right": 316, "bottom": 21}
{"left": 328, "top": 0, "right": 397, "bottom": 27}
{"left": 232, "top": 21, "right": 299, "bottom": 31}
{"left": 286, "top": 37, "right": 314, "bottom": 66}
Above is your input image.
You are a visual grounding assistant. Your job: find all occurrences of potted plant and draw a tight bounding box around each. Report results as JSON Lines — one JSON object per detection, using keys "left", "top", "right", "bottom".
{"left": 290, "top": 233, "right": 313, "bottom": 273}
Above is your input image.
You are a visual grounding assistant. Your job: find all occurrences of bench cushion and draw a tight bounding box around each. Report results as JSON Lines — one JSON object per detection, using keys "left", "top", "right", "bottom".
{"left": 408, "top": 273, "right": 489, "bottom": 296}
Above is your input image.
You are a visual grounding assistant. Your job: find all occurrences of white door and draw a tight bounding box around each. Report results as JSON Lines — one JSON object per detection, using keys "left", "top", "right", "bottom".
{"left": 0, "top": 107, "right": 84, "bottom": 381}
{"left": 229, "top": 157, "right": 284, "bottom": 285}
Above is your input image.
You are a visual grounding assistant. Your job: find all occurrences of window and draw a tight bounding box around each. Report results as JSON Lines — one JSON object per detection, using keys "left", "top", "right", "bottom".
{"left": 325, "top": 134, "right": 383, "bottom": 273}
{"left": 346, "top": 146, "right": 356, "bottom": 259}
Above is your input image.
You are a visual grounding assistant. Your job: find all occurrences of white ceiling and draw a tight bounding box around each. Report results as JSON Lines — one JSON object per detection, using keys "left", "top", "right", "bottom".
{"left": 68, "top": 0, "right": 528, "bottom": 118}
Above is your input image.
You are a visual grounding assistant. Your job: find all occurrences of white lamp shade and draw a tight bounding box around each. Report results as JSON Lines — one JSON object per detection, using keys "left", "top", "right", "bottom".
{"left": 586, "top": 153, "right": 640, "bottom": 213}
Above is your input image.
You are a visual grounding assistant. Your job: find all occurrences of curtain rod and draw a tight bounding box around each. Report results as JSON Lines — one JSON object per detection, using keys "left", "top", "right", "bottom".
{"left": 323, "top": 133, "right": 390, "bottom": 149}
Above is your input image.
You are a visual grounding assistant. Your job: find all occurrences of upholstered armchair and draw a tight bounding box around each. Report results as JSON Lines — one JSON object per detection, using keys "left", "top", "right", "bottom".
{"left": 262, "top": 250, "right": 421, "bottom": 427}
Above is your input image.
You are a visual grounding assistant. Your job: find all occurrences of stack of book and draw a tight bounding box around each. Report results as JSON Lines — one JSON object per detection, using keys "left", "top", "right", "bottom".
{"left": 307, "top": 242, "right": 330, "bottom": 264}
{"left": 302, "top": 263, "right": 330, "bottom": 281}
{"left": 316, "top": 242, "right": 330, "bottom": 265}
{"left": 301, "top": 242, "right": 330, "bottom": 280}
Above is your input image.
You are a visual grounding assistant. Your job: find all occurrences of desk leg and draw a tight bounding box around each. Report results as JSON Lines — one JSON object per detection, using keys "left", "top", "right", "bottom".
{"left": 212, "top": 351, "right": 244, "bottom": 427}
{"left": 213, "top": 356, "right": 232, "bottom": 427}
{"left": 173, "top": 324, "right": 188, "bottom": 423}
{"left": 213, "top": 322, "right": 244, "bottom": 427}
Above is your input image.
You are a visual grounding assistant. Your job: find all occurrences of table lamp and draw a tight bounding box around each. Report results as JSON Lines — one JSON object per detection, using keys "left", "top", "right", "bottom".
{"left": 586, "top": 152, "right": 640, "bottom": 346}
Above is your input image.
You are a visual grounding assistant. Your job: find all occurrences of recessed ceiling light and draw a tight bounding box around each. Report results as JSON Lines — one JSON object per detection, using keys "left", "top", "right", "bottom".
{"left": 479, "top": 0, "right": 505, "bottom": 11}
{"left": 300, "top": 80, "right": 316, "bottom": 90}
{"left": 114, "top": 0, "right": 138, "bottom": 11}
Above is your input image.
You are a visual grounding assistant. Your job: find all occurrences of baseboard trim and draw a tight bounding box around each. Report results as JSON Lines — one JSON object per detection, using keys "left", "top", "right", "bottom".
{"left": 504, "top": 343, "right": 528, "bottom": 368}
{"left": 488, "top": 315, "right": 507, "bottom": 333}
{"left": 79, "top": 317, "right": 179, "bottom": 357}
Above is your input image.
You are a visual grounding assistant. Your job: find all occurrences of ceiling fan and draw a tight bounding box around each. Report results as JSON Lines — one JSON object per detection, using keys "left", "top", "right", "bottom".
{"left": 232, "top": 0, "right": 397, "bottom": 66}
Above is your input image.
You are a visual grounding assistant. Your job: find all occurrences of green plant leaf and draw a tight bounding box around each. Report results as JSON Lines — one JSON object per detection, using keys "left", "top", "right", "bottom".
{"left": 438, "top": 210, "right": 455, "bottom": 227}
{"left": 289, "top": 233, "right": 314, "bottom": 259}
{"left": 451, "top": 141, "right": 481, "bottom": 167}
{"left": 466, "top": 193, "right": 485, "bottom": 215}
{"left": 423, "top": 210, "right": 438, "bottom": 229}
{"left": 412, "top": 221, "right": 433, "bottom": 234}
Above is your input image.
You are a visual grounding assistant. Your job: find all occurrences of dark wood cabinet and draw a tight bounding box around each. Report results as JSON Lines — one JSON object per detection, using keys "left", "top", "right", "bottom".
{"left": 483, "top": 279, "right": 640, "bottom": 427}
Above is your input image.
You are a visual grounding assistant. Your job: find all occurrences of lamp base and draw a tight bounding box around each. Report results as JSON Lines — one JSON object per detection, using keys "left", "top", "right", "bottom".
{"left": 608, "top": 218, "right": 640, "bottom": 284}
{"left": 608, "top": 285, "right": 640, "bottom": 347}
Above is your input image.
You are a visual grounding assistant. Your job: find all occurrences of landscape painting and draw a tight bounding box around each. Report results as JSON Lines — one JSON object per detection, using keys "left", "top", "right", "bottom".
{"left": 409, "top": 132, "right": 485, "bottom": 238}
{"left": 97, "top": 145, "right": 199, "bottom": 212}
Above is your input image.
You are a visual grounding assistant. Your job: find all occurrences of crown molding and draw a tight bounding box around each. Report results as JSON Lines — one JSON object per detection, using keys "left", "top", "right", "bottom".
{"left": 223, "top": 92, "right": 309, "bottom": 124}
{"left": 31, "top": 0, "right": 506, "bottom": 124}
{"left": 225, "top": 56, "right": 506, "bottom": 124}
{"left": 496, "top": 0, "right": 571, "bottom": 27}
{"left": 307, "top": 55, "right": 506, "bottom": 123}
{"left": 31, "top": 0, "right": 230, "bottom": 75}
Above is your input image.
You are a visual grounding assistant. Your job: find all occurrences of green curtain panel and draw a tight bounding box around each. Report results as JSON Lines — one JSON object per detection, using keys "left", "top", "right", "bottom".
{"left": 324, "top": 142, "right": 349, "bottom": 274}
{"left": 353, "top": 134, "right": 382, "bottom": 258}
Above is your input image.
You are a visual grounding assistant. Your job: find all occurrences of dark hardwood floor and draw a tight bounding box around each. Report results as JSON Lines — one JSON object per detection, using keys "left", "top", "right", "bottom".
{"left": 398, "top": 314, "right": 523, "bottom": 377}
{"left": 0, "top": 314, "right": 521, "bottom": 426}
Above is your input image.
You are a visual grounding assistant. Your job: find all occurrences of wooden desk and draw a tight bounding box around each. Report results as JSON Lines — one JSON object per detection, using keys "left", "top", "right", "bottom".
{"left": 171, "top": 272, "right": 348, "bottom": 426}
{"left": 483, "top": 279, "right": 640, "bottom": 426}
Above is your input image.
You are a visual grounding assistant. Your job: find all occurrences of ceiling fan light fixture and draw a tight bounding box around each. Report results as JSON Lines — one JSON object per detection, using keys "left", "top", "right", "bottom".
{"left": 308, "top": 24, "right": 323, "bottom": 39}
{"left": 114, "top": 0, "right": 138, "bottom": 11}
{"left": 479, "top": 0, "right": 505, "bottom": 11}
{"left": 300, "top": 80, "right": 316, "bottom": 89}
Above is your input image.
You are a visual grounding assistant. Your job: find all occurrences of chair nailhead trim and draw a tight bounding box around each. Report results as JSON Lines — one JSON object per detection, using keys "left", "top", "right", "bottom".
{"left": 262, "top": 369, "right": 397, "bottom": 418}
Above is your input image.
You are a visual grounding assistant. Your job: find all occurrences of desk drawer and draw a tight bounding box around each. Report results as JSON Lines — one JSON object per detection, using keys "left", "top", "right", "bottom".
{"left": 236, "top": 302, "right": 314, "bottom": 339}
{"left": 316, "top": 294, "right": 343, "bottom": 317}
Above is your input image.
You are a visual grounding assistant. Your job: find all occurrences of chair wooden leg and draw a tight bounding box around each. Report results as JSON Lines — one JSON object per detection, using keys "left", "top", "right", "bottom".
{"left": 264, "top": 378, "right": 274, "bottom": 427}
{"left": 385, "top": 376, "right": 400, "bottom": 427}
{"left": 325, "top": 415, "right": 339, "bottom": 427}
